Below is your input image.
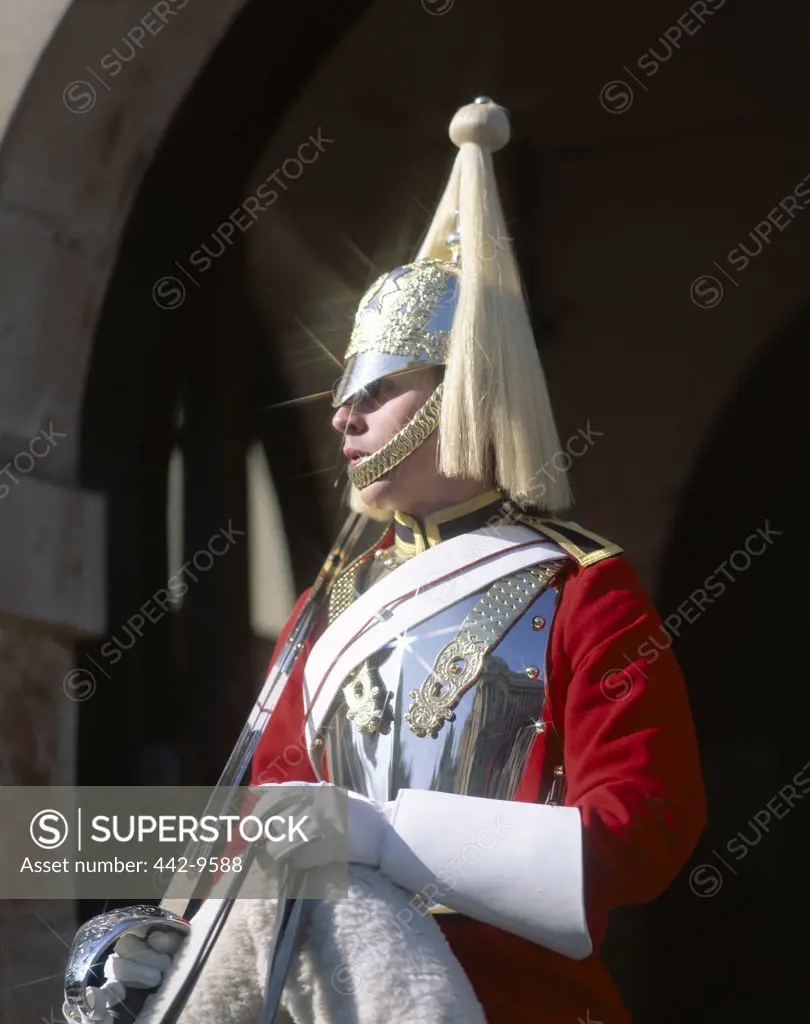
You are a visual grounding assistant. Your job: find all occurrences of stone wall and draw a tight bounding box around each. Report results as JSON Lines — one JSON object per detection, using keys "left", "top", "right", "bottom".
{"left": 0, "top": 0, "right": 252, "bottom": 1015}
{"left": 0, "top": 615, "right": 77, "bottom": 1021}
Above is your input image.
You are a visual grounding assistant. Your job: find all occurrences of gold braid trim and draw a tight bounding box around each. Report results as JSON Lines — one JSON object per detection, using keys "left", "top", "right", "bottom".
{"left": 348, "top": 384, "right": 443, "bottom": 490}
{"left": 327, "top": 563, "right": 362, "bottom": 625}
{"left": 510, "top": 514, "right": 622, "bottom": 568}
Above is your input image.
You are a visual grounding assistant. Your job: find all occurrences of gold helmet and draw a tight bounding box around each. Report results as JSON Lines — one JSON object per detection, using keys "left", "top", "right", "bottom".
{"left": 332, "top": 258, "right": 459, "bottom": 410}
{"left": 332, "top": 259, "right": 458, "bottom": 490}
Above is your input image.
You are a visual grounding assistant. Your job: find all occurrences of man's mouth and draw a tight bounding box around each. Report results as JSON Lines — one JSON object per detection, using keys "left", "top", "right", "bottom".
{"left": 344, "top": 448, "right": 369, "bottom": 467}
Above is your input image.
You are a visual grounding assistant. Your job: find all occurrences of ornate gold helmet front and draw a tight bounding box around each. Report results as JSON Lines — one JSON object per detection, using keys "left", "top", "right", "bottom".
{"left": 331, "top": 259, "right": 459, "bottom": 409}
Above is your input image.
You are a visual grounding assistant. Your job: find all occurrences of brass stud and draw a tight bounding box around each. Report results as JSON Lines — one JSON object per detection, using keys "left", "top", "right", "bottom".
{"left": 534, "top": 721, "right": 546, "bottom": 735}
{"left": 531, "top": 616, "right": 546, "bottom": 631}
{"left": 313, "top": 736, "right": 323, "bottom": 747}
{"left": 525, "top": 665, "right": 540, "bottom": 679}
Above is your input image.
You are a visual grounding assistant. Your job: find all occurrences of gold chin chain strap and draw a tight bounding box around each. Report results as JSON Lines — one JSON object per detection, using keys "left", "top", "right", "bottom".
{"left": 404, "top": 559, "right": 567, "bottom": 738}
{"left": 347, "top": 383, "right": 443, "bottom": 490}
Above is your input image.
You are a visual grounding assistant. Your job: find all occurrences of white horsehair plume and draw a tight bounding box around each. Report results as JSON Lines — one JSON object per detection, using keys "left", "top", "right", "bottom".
{"left": 417, "top": 96, "right": 572, "bottom": 510}
{"left": 347, "top": 97, "right": 572, "bottom": 517}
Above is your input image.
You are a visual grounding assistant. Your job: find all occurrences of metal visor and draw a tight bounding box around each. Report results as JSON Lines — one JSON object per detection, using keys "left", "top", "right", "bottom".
{"left": 331, "top": 350, "right": 442, "bottom": 408}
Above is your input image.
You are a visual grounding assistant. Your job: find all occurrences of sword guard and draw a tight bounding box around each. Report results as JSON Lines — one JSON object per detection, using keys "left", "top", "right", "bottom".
{"left": 64, "top": 905, "right": 190, "bottom": 1022}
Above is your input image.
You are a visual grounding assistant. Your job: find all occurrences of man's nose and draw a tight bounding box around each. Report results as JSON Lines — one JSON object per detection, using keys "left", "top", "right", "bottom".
{"left": 331, "top": 400, "right": 362, "bottom": 435}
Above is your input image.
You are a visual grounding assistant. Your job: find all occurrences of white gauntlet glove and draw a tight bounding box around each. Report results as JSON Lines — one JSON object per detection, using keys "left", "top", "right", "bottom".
{"left": 63, "top": 925, "right": 185, "bottom": 1023}
{"left": 256, "top": 781, "right": 395, "bottom": 870}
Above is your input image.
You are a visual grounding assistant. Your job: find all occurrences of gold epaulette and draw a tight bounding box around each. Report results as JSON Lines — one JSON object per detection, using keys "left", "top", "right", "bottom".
{"left": 510, "top": 514, "right": 623, "bottom": 568}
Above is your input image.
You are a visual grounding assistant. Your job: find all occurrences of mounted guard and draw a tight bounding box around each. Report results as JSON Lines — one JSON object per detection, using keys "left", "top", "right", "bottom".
{"left": 63, "top": 97, "right": 705, "bottom": 1024}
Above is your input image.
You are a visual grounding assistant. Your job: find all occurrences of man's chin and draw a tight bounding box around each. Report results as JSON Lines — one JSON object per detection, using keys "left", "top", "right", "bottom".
{"left": 356, "top": 476, "right": 397, "bottom": 510}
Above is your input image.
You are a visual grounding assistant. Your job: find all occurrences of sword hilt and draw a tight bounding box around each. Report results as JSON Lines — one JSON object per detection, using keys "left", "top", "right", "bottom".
{"left": 63, "top": 906, "right": 190, "bottom": 1022}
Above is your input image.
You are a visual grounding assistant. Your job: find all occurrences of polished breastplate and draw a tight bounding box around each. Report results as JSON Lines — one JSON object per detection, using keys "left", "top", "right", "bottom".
{"left": 322, "top": 556, "right": 569, "bottom": 803}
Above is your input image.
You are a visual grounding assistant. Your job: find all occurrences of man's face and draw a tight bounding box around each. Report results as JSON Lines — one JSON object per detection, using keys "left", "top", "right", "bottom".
{"left": 331, "top": 367, "right": 440, "bottom": 509}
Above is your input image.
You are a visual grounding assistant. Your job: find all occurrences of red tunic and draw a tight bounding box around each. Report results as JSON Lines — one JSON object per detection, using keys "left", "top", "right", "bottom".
{"left": 251, "top": 546, "right": 706, "bottom": 1023}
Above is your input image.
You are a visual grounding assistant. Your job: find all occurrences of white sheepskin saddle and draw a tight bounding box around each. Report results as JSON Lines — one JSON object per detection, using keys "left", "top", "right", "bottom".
{"left": 141, "top": 866, "right": 487, "bottom": 1024}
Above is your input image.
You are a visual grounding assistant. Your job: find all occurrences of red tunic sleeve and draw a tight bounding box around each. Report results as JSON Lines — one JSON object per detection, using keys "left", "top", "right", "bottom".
{"left": 548, "top": 555, "right": 706, "bottom": 941}
{"left": 250, "top": 587, "right": 321, "bottom": 786}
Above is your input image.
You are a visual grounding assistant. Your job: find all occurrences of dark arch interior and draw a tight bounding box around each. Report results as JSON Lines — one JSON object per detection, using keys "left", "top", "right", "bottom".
{"left": 79, "top": 0, "right": 373, "bottom": 789}
{"left": 619, "top": 305, "right": 807, "bottom": 1020}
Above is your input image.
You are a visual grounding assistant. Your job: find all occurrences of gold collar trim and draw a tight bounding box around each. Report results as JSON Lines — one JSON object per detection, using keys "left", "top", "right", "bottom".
{"left": 393, "top": 489, "right": 504, "bottom": 558}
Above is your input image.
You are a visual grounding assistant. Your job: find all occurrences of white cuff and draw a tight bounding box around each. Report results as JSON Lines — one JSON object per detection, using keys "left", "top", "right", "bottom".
{"left": 378, "top": 790, "right": 592, "bottom": 960}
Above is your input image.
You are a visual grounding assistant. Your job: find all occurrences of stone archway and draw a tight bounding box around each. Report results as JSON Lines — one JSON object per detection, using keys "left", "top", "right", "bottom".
{"left": 0, "top": 2, "right": 277, "bottom": 1015}
{"left": 0, "top": 0, "right": 253, "bottom": 780}
{"left": 3, "top": 0, "right": 810, "bottom": 1018}
{"left": 0, "top": 0, "right": 375, "bottom": 1010}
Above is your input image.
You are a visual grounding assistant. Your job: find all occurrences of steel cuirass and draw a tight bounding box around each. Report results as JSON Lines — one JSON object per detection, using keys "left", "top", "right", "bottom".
{"left": 321, "top": 551, "right": 570, "bottom": 805}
